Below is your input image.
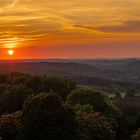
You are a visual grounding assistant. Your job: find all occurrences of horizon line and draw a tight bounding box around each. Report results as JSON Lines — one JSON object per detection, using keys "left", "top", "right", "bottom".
{"left": 0, "top": 57, "right": 140, "bottom": 61}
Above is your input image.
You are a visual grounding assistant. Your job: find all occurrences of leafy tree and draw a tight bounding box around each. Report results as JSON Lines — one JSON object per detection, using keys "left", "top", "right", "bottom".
{"left": 0, "top": 84, "right": 31, "bottom": 115}
{"left": 74, "top": 104, "right": 93, "bottom": 114}
{"left": 26, "top": 76, "right": 42, "bottom": 93}
{"left": 0, "top": 72, "right": 29, "bottom": 85}
{"left": 41, "top": 77, "right": 76, "bottom": 100}
{"left": 21, "top": 93, "right": 78, "bottom": 140}
{"left": 125, "top": 92, "right": 135, "bottom": 98}
{"left": 67, "top": 87, "right": 121, "bottom": 120}
{"left": 0, "top": 84, "right": 10, "bottom": 95}
{"left": 0, "top": 111, "right": 21, "bottom": 140}
{"left": 116, "top": 116, "right": 136, "bottom": 140}
{"left": 135, "top": 113, "right": 140, "bottom": 129}
{"left": 131, "top": 129, "right": 140, "bottom": 140}
{"left": 115, "top": 93, "right": 122, "bottom": 99}
{"left": 77, "top": 112, "right": 115, "bottom": 140}
{"left": 67, "top": 87, "right": 124, "bottom": 139}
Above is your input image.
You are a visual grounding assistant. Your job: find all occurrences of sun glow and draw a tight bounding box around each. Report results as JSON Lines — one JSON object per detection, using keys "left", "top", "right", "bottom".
{"left": 8, "top": 50, "right": 14, "bottom": 56}
{"left": 4, "top": 37, "right": 19, "bottom": 49}
{"left": 5, "top": 42, "right": 17, "bottom": 48}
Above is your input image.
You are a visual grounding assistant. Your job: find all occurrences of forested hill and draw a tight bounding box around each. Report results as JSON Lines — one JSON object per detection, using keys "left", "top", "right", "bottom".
{"left": 1, "top": 58, "right": 140, "bottom": 82}
{"left": 0, "top": 62, "right": 99, "bottom": 76}
{"left": 0, "top": 58, "right": 140, "bottom": 94}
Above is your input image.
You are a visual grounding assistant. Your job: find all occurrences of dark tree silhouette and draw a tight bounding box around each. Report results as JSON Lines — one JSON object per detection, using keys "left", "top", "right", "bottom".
{"left": 21, "top": 93, "right": 78, "bottom": 140}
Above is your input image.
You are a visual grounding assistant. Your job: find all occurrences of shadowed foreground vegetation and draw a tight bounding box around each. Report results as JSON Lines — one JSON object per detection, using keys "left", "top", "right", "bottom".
{"left": 0, "top": 72, "right": 139, "bottom": 140}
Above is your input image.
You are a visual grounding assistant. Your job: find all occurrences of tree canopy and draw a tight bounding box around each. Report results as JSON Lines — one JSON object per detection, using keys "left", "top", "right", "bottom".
{"left": 21, "top": 93, "right": 78, "bottom": 140}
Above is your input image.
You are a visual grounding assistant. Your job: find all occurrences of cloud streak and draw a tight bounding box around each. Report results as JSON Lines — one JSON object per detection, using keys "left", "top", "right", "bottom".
{"left": 75, "top": 20, "right": 140, "bottom": 33}
{"left": 0, "top": 0, "right": 140, "bottom": 49}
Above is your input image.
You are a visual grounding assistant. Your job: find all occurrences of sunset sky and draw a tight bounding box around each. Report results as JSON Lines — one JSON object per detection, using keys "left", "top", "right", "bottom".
{"left": 0, "top": 0, "right": 140, "bottom": 59}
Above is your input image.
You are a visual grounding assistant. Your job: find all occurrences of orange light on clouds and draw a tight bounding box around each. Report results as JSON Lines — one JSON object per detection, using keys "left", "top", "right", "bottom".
{"left": 0, "top": 0, "right": 140, "bottom": 59}
{"left": 5, "top": 42, "right": 17, "bottom": 48}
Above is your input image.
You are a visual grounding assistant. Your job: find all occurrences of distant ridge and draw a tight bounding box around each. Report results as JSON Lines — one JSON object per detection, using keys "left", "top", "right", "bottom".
{"left": 0, "top": 58, "right": 140, "bottom": 83}
{"left": 0, "top": 57, "right": 140, "bottom": 63}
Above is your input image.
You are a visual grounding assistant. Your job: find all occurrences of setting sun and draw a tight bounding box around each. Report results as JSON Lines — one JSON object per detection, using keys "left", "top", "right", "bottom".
{"left": 8, "top": 50, "right": 14, "bottom": 56}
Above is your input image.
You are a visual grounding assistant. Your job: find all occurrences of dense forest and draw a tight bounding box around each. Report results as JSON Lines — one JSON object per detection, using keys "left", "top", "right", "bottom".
{"left": 0, "top": 72, "right": 140, "bottom": 140}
